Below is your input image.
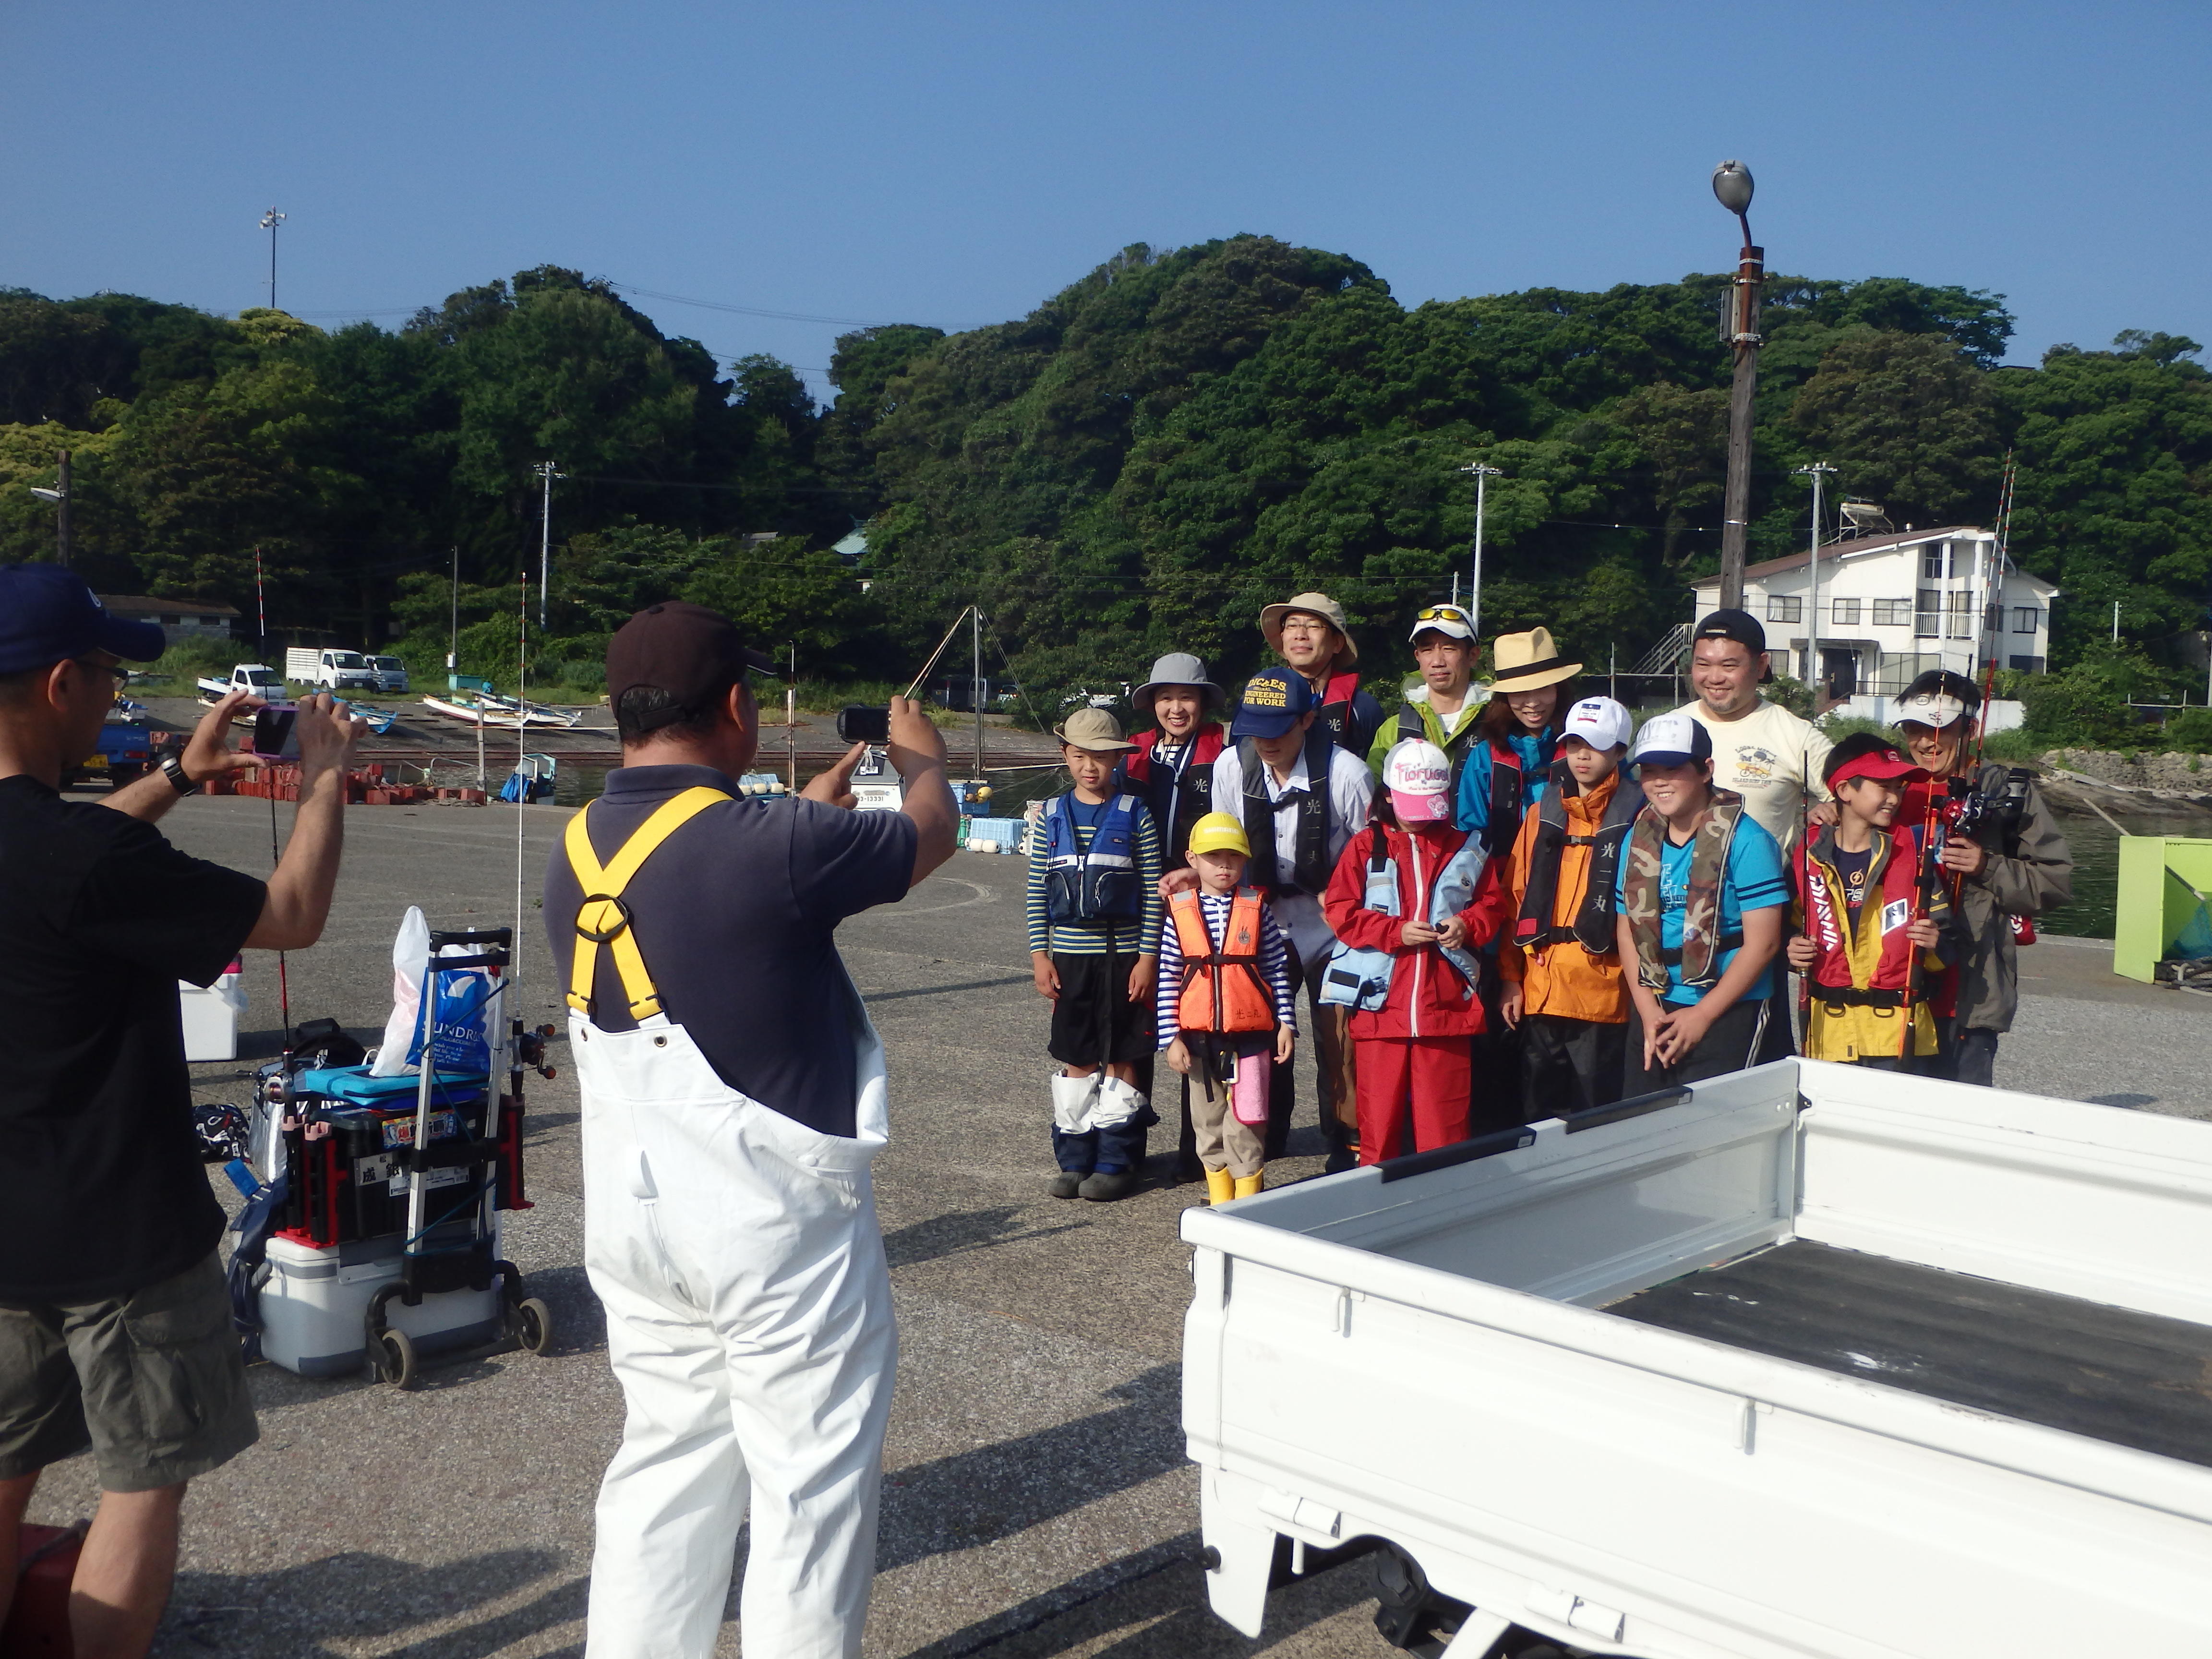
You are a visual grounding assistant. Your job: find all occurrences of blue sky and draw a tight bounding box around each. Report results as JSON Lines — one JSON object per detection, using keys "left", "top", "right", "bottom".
{"left": 6, "top": 1, "right": 2204, "bottom": 398}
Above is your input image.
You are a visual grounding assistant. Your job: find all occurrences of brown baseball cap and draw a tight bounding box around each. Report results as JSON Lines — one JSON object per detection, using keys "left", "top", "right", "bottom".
{"left": 605, "top": 602, "right": 773, "bottom": 733}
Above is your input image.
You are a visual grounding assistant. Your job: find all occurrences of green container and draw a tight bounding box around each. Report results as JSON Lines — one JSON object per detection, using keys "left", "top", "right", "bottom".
{"left": 2112, "top": 836, "right": 2212, "bottom": 982}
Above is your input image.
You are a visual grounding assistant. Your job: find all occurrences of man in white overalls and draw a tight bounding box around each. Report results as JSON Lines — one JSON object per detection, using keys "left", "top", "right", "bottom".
{"left": 544, "top": 603, "right": 956, "bottom": 1659}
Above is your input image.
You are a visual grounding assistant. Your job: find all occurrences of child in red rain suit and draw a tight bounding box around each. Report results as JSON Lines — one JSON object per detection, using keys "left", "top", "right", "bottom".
{"left": 1322, "top": 738, "right": 1509, "bottom": 1163}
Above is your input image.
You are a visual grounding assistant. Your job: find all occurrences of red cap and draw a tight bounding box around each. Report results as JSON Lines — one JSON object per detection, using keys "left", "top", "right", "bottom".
{"left": 1828, "top": 747, "right": 1927, "bottom": 789}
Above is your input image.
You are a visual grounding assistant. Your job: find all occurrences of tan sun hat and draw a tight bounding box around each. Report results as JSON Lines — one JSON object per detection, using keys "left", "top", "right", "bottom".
{"left": 1053, "top": 706, "right": 1139, "bottom": 754}
{"left": 1257, "top": 591, "right": 1359, "bottom": 667}
{"left": 1489, "top": 627, "right": 1581, "bottom": 691}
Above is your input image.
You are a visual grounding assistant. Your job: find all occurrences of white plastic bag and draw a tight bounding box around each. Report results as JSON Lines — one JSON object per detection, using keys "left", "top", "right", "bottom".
{"left": 368, "top": 907, "right": 433, "bottom": 1076}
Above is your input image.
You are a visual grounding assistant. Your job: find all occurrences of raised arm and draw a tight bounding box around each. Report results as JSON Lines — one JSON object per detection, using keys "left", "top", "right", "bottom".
{"left": 242, "top": 695, "right": 363, "bottom": 950}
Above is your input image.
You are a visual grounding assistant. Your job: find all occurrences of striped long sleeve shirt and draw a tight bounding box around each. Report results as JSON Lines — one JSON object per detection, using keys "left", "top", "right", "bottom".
{"left": 1023, "top": 794, "right": 1165, "bottom": 957}
{"left": 1155, "top": 890, "right": 1298, "bottom": 1047}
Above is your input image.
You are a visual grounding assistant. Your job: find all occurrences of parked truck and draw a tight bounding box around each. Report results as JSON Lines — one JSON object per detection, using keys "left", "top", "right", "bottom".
{"left": 197, "top": 662, "right": 284, "bottom": 702}
{"left": 1183, "top": 1060, "right": 2212, "bottom": 1659}
{"left": 67, "top": 711, "right": 154, "bottom": 787}
{"left": 284, "top": 647, "right": 380, "bottom": 692}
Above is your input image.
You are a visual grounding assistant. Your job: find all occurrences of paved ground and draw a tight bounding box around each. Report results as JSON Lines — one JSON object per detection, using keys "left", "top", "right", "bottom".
{"left": 21, "top": 793, "right": 2212, "bottom": 1656}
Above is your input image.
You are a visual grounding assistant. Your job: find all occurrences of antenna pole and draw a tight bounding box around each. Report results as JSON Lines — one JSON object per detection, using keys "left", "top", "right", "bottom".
{"left": 1795, "top": 462, "right": 1835, "bottom": 708}
{"left": 973, "top": 604, "right": 985, "bottom": 781}
{"left": 533, "top": 461, "right": 562, "bottom": 630}
{"left": 258, "top": 208, "right": 286, "bottom": 310}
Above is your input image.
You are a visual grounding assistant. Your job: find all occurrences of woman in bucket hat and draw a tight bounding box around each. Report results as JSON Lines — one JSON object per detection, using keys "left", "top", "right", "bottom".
{"left": 1123, "top": 652, "right": 1226, "bottom": 863}
{"left": 1258, "top": 591, "right": 1384, "bottom": 761}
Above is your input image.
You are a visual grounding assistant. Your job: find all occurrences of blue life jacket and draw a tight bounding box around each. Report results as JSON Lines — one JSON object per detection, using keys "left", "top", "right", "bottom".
{"left": 1045, "top": 794, "right": 1143, "bottom": 923}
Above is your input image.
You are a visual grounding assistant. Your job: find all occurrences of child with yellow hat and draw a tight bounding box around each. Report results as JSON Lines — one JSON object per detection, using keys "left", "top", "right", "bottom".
{"left": 1155, "top": 812, "right": 1298, "bottom": 1202}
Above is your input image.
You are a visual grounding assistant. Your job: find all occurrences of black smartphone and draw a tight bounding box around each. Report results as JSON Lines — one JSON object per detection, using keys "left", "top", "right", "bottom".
{"left": 251, "top": 703, "right": 301, "bottom": 758}
{"left": 836, "top": 704, "right": 891, "bottom": 745}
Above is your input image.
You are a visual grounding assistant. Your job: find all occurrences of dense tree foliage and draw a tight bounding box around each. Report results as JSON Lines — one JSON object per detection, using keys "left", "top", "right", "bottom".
{"left": 2, "top": 241, "right": 2206, "bottom": 703}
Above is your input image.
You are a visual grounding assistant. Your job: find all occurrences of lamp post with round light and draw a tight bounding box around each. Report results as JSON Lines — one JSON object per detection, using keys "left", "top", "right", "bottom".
{"left": 1712, "top": 160, "right": 1763, "bottom": 612}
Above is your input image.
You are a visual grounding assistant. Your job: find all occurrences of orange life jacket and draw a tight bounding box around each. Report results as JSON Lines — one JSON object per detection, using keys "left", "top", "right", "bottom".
{"left": 1168, "top": 888, "right": 1277, "bottom": 1034}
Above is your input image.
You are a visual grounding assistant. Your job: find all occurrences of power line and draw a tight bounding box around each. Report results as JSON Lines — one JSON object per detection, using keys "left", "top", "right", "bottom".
{"left": 609, "top": 281, "right": 916, "bottom": 328}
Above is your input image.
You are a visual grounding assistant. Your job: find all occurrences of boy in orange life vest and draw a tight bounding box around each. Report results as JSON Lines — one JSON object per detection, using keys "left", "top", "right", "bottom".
{"left": 1322, "top": 739, "right": 1509, "bottom": 1163}
{"left": 1499, "top": 697, "right": 1641, "bottom": 1115}
{"left": 1156, "top": 813, "right": 1298, "bottom": 1203}
{"left": 1785, "top": 735, "right": 1953, "bottom": 1069}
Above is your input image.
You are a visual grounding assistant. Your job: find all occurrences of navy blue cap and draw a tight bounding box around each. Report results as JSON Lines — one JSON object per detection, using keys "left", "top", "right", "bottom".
{"left": 1229, "top": 666, "right": 1320, "bottom": 739}
{"left": 0, "top": 565, "right": 168, "bottom": 675}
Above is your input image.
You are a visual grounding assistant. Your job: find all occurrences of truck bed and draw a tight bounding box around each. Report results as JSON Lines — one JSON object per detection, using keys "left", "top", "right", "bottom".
{"left": 1609, "top": 1238, "right": 2212, "bottom": 1469}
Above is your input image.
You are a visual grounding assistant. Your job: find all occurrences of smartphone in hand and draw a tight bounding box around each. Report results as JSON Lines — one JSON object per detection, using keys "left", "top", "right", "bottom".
{"left": 836, "top": 705, "right": 891, "bottom": 745}
{"left": 251, "top": 703, "right": 301, "bottom": 759}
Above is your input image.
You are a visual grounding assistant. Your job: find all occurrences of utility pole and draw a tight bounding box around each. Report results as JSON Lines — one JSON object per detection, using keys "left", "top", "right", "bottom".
{"left": 27, "top": 454, "right": 71, "bottom": 567}
{"left": 259, "top": 208, "right": 286, "bottom": 310}
{"left": 533, "top": 461, "right": 562, "bottom": 629}
{"left": 447, "top": 545, "right": 460, "bottom": 681}
{"left": 973, "top": 604, "right": 986, "bottom": 781}
{"left": 254, "top": 546, "right": 267, "bottom": 651}
{"left": 1461, "top": 462, "right": 1503, "bottom": 638}
{"left": 1712, "top": 161, "right": 1764, "bottom": 612}
{"left": 1796, "top": 461, "right": 1835, "bottom": 705}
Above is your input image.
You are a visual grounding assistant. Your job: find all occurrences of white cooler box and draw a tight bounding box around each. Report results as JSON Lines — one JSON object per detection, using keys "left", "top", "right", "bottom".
{"left": 261, "top": 1232, "right": 504, "bottom": 1378}
{"left": 179, "top": 965, "right": 244, "bottom": 1062}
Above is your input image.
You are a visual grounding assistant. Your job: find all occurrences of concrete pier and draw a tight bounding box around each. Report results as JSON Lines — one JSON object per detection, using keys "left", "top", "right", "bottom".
{"left": 24, "top": 796, "right": 2209, "bottom": 1656}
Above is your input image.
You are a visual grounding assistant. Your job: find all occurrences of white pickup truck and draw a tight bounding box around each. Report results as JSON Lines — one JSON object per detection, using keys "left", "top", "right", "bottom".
{"left": 196, "top": 662, "right": 284, "bottom": 701}
{"left": 1183, "top": 1060, "right": 2212, "bottom": 1659}
{"left": 285, "top": 647, "right": 380, "bottom": 692}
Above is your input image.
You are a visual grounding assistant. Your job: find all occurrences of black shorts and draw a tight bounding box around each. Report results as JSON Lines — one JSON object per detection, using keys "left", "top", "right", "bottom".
{"left": 1048, "top": 952, "right": 1156, "bottom": 1068}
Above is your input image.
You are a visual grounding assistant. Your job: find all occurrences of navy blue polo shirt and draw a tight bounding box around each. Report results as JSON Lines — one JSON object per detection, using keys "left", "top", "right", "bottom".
{"left": 542, "top": 765, "right": 917, "bottom": 1137}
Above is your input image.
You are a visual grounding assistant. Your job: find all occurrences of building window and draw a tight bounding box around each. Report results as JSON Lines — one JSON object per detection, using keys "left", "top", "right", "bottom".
{"left": 1915, "top": 590, "right": 1945, "bottom": 637}
{"left": 1947, "top": 589, "right": 1974, "bottom": 638}
{"left": 2009, "top": 655, "right": 2046, "bottom": 674}
{"left": 1765, "top": 595, "right": 1802, "bottom": 624}
{"left": 2014, "top": 606, "right": 2042, "bottom": 634}
{"left": 1873, "top": 598, "right": 1912, "bottom": 627}
{"left": 1921, "top": 542, "right": 1953, "bottom": 579}
{"left": 1830, "top": 598, "right": 1861, "bottom": 628}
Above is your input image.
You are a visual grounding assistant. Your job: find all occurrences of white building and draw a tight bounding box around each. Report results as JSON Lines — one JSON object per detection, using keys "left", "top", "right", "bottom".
{"left": 1689, "top": 525, "right": 2058, "bottom": 707}
{"left": 97, "top": 595, "right": 242, "bottom": 644}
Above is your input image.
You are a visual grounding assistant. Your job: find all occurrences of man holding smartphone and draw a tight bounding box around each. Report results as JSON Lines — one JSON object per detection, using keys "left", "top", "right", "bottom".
{"left": 542, "top": 602, "right": 956, "bottom": 1659}
{"left": 0, "top": 565, "right": 361, "bottom": 1659}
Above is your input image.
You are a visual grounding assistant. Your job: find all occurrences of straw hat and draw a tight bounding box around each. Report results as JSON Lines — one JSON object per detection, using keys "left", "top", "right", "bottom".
{"left": 1053, "top": 706, "right": 1138, "bottom": 754}
{"left": 1257, "top": 591, "right": 1359, "bottom": 667}
{"left": 1488, "top": 627, "right": 1581, "bottom": 691}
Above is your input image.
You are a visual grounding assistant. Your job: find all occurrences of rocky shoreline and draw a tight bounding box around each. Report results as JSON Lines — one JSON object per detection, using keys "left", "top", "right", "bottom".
{"left": 2033, "top": 748, "right": 2212, "bottom": 819}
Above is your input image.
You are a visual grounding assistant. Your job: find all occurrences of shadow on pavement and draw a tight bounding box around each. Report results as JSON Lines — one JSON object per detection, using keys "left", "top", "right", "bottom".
{"left": 882, "top": 1207, "right": 1091, "bottom": 1269}
{"left": 159, "top": 1548, "right": 581, "bottom": 1657}
{"left": 878, "top": 1367, "right": 1184, "bottom": 1574}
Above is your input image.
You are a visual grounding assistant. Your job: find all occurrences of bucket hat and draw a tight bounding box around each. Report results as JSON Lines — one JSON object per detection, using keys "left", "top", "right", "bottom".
{"left": 1488, "top": 627, "right": 1581, "bottom": 692}
{"left": 1258, "top": 592, "right": 1359, "bottom": 667}
{"left": 1053, "top": 706, "right": 1138, "bottom": 754}
{"left": 1132, "top": 652, "right": 1224, "bottom": 719}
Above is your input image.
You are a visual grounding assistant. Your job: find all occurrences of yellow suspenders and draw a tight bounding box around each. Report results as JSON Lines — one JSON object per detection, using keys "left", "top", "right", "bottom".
{"left": 563, "top": 786, "right": 731, "bottom": 1020}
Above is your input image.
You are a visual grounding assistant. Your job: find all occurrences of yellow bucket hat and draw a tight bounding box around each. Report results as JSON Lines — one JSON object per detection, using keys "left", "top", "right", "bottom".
{"left": 1185, "top": 812, "right": 1251, "bottom": 858}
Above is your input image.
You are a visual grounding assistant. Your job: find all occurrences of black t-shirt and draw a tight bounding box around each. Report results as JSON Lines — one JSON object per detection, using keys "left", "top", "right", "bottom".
{"left": 0, "top": 776, "right": 267, "bottom": 1303}
{"left": 542, "top": 765, "right": 918, "bottom": 1137}
{"left": 1830, "top": 843, "right": 1876, "bottom": 915}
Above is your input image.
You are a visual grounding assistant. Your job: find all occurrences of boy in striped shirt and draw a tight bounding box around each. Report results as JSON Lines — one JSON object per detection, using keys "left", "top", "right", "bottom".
{"left": 1156, "top": 812, "right": 1297, "bottom": 1203}
{"left": 1026, "top": 708, "right": 1165, "bottom": 1201}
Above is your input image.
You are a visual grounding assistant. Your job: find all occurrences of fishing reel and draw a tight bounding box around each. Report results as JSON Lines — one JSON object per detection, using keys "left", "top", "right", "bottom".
{"left": 514, "top": 1021, "right": 559, "bottom": 1081}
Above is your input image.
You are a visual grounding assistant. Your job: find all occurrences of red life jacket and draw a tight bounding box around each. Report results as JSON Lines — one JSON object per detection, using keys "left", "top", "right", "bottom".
{"left": 1797, "top": 827, "right": 1939, "bottom": 1060}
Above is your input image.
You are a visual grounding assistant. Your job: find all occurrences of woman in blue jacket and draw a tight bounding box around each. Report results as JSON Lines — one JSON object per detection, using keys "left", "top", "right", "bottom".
{"left": 1455, "top": 627, "right": 1582, "bottom": 856}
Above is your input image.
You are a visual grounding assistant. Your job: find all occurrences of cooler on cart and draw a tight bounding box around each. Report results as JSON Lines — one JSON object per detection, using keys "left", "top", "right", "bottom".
{"left": 251, "top": 926, "right": 556, "bottom": 1386}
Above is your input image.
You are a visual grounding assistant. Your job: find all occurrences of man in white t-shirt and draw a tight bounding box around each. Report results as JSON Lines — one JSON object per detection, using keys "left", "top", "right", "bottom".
{"left": 1674, "top": 609, "right": 1834, "bottom": 854}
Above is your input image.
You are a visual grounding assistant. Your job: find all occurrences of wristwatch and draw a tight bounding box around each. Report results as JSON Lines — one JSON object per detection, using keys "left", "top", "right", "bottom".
{"left": 158, "top": 751, "right": 201, "bottom": 797}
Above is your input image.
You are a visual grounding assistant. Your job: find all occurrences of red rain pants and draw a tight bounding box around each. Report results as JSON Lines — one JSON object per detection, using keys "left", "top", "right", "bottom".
{"left": 1353, "top": 1034, "right": 1473, "bottom": 1165}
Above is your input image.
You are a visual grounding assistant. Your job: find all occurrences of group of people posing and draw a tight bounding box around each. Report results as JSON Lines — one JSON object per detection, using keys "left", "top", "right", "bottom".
{"left": 1024, "top": 592, "right": 2075, "bottom": 1203}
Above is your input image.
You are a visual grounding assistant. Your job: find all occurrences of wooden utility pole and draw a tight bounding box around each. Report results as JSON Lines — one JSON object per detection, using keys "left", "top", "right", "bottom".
{"left": 54, "top": 450, "right": 71, "bottom": 568}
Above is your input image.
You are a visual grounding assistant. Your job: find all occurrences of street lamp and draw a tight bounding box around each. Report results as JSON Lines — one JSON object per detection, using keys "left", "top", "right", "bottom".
{"left": 1712, "top": 160, "right": 1765, "bottom": 612}
{"left": 25, "top": 449, "right": 71, "bottom": 567}
{"left": 1461, "top": 461, "right": 1503, "bottom": 639}
{"left": 259, "top": 207, "right": 286, "bottom": 310}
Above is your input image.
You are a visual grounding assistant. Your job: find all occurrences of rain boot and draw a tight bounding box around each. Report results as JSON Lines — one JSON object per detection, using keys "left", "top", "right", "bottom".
{"left": 1232, "top": 1169, "right": 1264, "bottom": 1200}
{"left": 1204, "top": 1167, "right": 1235, "bottom": 1206}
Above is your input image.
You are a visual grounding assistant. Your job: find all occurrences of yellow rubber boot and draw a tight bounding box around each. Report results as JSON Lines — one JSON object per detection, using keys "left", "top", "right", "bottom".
{"left": 1232, "top": 1169, "right": 1264, "bottom": 1200}
{"left": 1204, "top": 1167, "right": 1235, "bottom": 1206}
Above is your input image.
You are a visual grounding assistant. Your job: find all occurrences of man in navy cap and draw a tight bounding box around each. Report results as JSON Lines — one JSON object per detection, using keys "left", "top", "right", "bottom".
{"left": 0, "top": 565, "right": 361, "bottom": 1658}
{"left": 1205, "top": 666, "right": 1375, "bottom": 1165}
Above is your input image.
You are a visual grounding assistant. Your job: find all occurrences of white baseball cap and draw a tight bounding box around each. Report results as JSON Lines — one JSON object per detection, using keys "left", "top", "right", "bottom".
{"left": 1895, "top": 691, "right": 1969, "bottom": 729}
{"left": 1629, "top": 710, "right": 1713, "bottom": 770}
{"left": 1407, "top": 602, "right": 1476, "bottom": 644}
{"left": 1382, "top": 737, "right": 1454, "bottom": 823}
{"left": 1558, "top": 696, "right": 1632, "bottom": 753}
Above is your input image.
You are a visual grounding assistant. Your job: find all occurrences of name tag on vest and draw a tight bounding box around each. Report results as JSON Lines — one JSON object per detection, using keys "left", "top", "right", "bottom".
{"left": 1881, "top": 897, "right": 1909, "bottom": 935}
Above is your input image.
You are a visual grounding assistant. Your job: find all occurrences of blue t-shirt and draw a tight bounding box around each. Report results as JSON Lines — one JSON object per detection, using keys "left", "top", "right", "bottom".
{"left": 1615, "top": 809, "right": 1790, "bottom": 1008}
{"left": 1454, "top": 727, "right": 1555, "bottom": 842}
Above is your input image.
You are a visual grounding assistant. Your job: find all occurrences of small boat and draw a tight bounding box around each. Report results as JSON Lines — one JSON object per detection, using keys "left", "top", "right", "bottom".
{"left": 500, "top": 754, "right": 558, "bottom": 803}
{"left": 341, "top": 702, "right": 400, "bottom": 735}
{"left": 420, "top": 693, "right": 586, "bottom": 730}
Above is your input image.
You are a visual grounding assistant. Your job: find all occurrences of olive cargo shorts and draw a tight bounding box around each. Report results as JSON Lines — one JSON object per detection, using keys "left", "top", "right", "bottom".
{"left": 0, "top": 1252, "right": 257, "bottom": 1492}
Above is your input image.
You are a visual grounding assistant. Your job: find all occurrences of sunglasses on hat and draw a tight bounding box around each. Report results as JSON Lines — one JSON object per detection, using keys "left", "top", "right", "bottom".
{"left": 1414, "top": 605, "right": 1471, "bottom": 624}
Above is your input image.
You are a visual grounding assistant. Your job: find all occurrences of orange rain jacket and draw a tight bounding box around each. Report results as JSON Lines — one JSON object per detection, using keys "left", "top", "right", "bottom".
{"left": 1500, "top": 769, "right": 1631, "bottom": 1025}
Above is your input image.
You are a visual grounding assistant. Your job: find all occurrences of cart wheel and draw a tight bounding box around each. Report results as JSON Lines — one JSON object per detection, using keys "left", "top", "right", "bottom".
{"left": 378, "top": 1329, "right": 417, "bottom": 1389}
{"left": 515, "top": 1297, "right": 554, "bottom": 1356}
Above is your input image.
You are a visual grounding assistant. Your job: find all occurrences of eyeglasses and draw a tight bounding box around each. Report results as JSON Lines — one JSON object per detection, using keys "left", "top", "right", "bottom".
{"left": 72, "top": 660, "right": 131, "bottom": 700}
{"left": 1414, "top": 606, "right": 1471, "bottom": 625}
